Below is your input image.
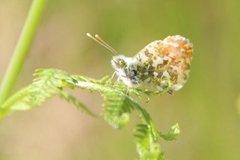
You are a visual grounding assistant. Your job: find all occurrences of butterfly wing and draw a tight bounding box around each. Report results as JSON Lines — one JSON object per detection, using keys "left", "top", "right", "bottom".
{"left": 134, "top": 36, "right": 193, "bottom": 92}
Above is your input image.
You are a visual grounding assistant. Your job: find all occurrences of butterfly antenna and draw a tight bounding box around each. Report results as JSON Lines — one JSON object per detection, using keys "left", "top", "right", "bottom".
{"left": 86, "top": 33, "right": 118, "bottom": 55}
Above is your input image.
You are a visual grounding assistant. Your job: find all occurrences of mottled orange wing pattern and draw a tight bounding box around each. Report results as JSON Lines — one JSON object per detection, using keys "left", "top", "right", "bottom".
{"left": 112, "top": 35, "right": 193, "bottom": 93}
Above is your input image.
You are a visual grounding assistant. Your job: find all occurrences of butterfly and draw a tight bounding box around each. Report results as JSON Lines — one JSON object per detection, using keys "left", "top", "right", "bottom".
{"left": 87, "top": 33, "right": 193, "bottom": 94}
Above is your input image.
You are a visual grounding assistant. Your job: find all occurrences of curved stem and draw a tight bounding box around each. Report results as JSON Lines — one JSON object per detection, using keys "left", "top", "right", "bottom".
{"left": 0, "top": 0, "right": 47, "bottom": 105}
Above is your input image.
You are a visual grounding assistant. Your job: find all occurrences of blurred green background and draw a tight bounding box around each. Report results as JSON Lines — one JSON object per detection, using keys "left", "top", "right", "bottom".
{"left": 0, "top": 0, "right": 240, "bottom": 160}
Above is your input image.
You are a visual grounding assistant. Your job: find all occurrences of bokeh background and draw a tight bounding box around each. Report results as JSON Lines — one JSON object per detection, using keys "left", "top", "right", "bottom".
{"left": 0, "top": 0, "right": 240, "bottom": 160}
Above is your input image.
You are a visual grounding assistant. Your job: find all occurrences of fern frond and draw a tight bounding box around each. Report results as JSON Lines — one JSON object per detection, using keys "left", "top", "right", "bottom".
{"left": 0, "top": 68, "right": 92, "bottom": 118}
{"left": 135, "top": 123, "right": 163, "bottom": 160}
{"left": 0, "top": 68, "right": 180, "bottom": 160}
{"left": 102, "top": 91, "right": 134, "bottom": 128}
{"left": 159, "top": 123, "right": 180, "bottom": 141}
{"left": 59, "top": 91, "right": 96, "bottom": 116}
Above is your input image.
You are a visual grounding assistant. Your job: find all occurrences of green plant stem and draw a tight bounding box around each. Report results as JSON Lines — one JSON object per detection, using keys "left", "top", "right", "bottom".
{"left": 0, "top": 0, "right": 47, "bottom": 105}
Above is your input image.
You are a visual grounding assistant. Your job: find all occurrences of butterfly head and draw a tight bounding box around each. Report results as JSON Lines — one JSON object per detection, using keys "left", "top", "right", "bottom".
{"left": 111, "top": 55, "right": 128, "bottom": 69}
{"left": 111, "top": 55, "right": 141, "bottom": 87}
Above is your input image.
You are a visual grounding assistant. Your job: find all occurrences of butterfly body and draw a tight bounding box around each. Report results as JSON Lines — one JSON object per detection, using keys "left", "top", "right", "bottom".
{"left": 111, "top": 35, "right": 193, "bottom": 93}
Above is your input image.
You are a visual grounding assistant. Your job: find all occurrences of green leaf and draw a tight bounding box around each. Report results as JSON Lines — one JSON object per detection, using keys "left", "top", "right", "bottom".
{"left": 0, "top": 68, "right": 92, "bottom": 118}
{"left": 135, "top": 124, "right": 163, "bottom": 160}
{"left": 103, "top": 91, "right": 132, "bottom": 128}
{"left": 0, "top": 68, "right": 181, "bottom": 160}
{"left": 160, "top": 123, "right": 180, "bottom": 141}
{"left": 59, "top": 91, "right": 96, "bottom": 117}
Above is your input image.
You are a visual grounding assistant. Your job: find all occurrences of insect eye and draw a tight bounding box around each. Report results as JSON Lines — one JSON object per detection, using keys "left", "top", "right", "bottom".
{"left": 118, "top": 59, "right": 126, "bottom": 68}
